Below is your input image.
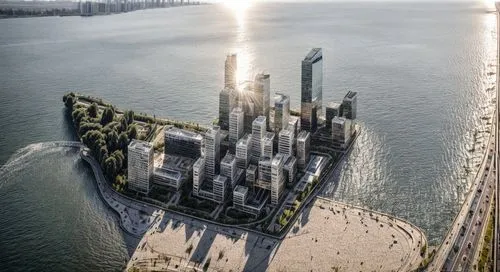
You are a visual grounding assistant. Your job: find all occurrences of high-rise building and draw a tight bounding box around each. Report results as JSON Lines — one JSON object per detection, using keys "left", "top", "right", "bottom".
{"left": 221, "top": 152, "right": 237, "bottom": 184}
{"left": 326, "top": 102, "right": 341, "bottom": 129}
{"left": 271, "top": 153, "right": 285, "bottom": 205}
{"left": 342, "top": 91, "right": 358, "bottom": 120}
{"left": 288, "top": 116, "right": 300, "bottom": 138}
{"left": 229, "top": 106, "right": 244, "bottom": 146}
{"left": 192, "top": 157, "right": 205, "bottom": 196}
{"left": 239, "top": 81, "right": 256, "bottom": 134}
{"left": 258, "top": 157, "right": 272, "bottom": 184}
{"left": 204, "top": 126, "right": 221, "bottom": 180}
{"left": 254, "top": 73, "right": 271, "bottom": 128}
{"left": 274, "top": 94, "right": 290, "bottom": 133}
{"left": 283, "top": 155, "right": 297, "bottom": 184}
{"left": 278, "top": 128, "right": 294, "bottom": 157}
{"left": 262, "top": 132, "right": 275, "bottom": 159}
{"left": 164, "top": 127, "right": 203, "bottom": 159}
{"left": 301, "top": 48, "right": 323, "bottom": 132}
{"left": 297, "top": 130, "right": 311, "bottom": 170}
{"left": 233, "top": 185, "right": 248, "bottom": 208}
{"left": 251, "top": 116, "right": 266, "bottom": 164}
{"left": 219, "top": 87, "right": 238, "bottom": 130}
{"left": 225, "top": 54, "right": 237, "bottom": 90}
{"left": 235, "top": 134, "right": 252, "bottom": 169}
{"left": 213, "top": 175, "right": 227, "bottom": 203}
{"left": 332, "top": 116, "right": 352, "bottom": 150}
{"left": 246, "top": 164, "right": 257, "bottom": 187}
{"left": 127, "top": 140, "right": 154, "bottom": 194}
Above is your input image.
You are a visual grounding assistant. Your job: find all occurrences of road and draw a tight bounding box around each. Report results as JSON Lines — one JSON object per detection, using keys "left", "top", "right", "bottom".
{"left": 445, "top": 142, "right": 495, "bottom": 271}
{"left": 494, "top": 3, "right": 500, "bottom": 271}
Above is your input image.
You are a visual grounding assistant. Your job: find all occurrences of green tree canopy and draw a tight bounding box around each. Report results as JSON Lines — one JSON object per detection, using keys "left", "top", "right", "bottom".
{"left": 104, "top": 156, "right": 117, "bottom": 179}
{"left": 88, "top": 102, "right": 98, "bottom": 118}
{"left": 64, "top": 95, "right": 75, "bottom": 109}
{"left": 125, "top": 110, "right": 134, "bottom": 125}
{"left": 128, "top": 125, "right": 138, "bottom": 140}
{"left": 100, "top": 107, "right": 115, "bottom": 126}
{"left": 118, "top": 132, "right": 129, "bottom": 151}
{"left": 119, "top": 116, "right": 128, "bottom": 133}
{"left": 107, "top": 130, "right": 119, "bottom": 152}
{"left": 111, "top": 149, "right": 125, "bottom": 171}
{"left": 78, "top": 122, "right": 102, "bottom": 137}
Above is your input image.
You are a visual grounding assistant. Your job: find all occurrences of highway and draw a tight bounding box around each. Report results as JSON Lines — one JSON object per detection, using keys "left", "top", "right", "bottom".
{"left": 494, "top": 3, "right": 500, "bottom": 272}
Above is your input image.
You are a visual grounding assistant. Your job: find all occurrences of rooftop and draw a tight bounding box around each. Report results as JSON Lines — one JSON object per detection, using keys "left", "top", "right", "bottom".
{"left": 236, "top": 134, "right": 252, "bottom": 147}
{"left": 253, "top": 116, "right": 266, "bottom": 124}
{"left": 332, "top": 116, "right": 348, "bottom": 125}
{"left": 279, "top": 128, "right": 294, "bottom": 138}
{"left": 327, "top": 102, "right": 341, "bottom": 109}
{"left": 234, "top": 185, "right": 248, "bottom": 195}
{"left": 344, "top": 91, "right": 358, "bottom": 101}
{"left": 304, "top": 48, "right": 322, "bottom": 62}
{"left": 297, "top": 130, "right": 310, "bottom": 141}
{"left": 284, "top": 155, "right": 297, "bottom": 166}
{"left": 213, "top": 175, "right": 228, "bottom": 184}
{"left": 128, "top": 140, "right": 153, "bottom": 152}
{"left": 221, "top": 152, "right": 236, "bottom": 165}
{"left": 263, "top": 132, "right": 275, "bottom": 142}
{"left": 165, "top": 127, "right": 203, "bottom": 141}
{"left": 154, "top": 167, "right": 182, "bottom": 181}
{"left": 247, "top": 164, "right": 257, "bottom": 172}
{"left": 274, "top": 93, "right": 290, "bottom": 104}
{"left": 193, "top": 157, "right": 205, "bottom": 169}
{"left": 272, "top": 153, "right": 285, "bottom": 166}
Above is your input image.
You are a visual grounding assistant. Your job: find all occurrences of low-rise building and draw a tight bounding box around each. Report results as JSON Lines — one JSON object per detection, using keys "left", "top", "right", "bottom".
{"left": 213, "top": 175, "right": 228, "bottom": 203}
{"left": 342, "top": 91, "right": 357, "bottom": 120}
{"left": 232, "top": 185, "right": 266, "bottom": 216}
{"left": 128, "top": 140, "right": 154, "bottom": 194}
{"left": 153, "top": 167, "right": 183, "bottom": 190}
{"left": 164, "top": 127, "right": 203, "bottom": 159}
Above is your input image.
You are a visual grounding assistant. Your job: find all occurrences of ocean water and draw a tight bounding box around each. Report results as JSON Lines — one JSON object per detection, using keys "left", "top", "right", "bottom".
{"left": 0, "top": 1, "right": 496, "bottom": 270}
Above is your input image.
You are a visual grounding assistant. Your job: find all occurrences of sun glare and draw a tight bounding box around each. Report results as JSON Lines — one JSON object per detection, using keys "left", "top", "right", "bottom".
{"left": 224, "top": 0, "right": 252, "bottom": 12}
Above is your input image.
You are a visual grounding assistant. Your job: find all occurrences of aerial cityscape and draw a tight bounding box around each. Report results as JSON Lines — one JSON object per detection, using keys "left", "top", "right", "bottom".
{"left": 1, "top": 0, "right": 500, "bottom": 271}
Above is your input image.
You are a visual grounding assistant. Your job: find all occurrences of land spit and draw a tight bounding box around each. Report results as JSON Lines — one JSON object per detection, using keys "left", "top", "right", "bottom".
{"left": 126, "top": 197, "right": 426, "bottom": 272}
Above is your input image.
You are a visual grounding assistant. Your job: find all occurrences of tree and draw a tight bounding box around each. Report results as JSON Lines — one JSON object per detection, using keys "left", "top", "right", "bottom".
{"left": 118, "top": 132, "right": 129, "bottom": 151}
{"left": 100, "top": 107, "right": 115, "bottom": 126}
{"left": 104, "top": 156, "right": 117, "bottom": 180}
{"left": 64, "top": 95, "right": 75, "bottom": 109}
{"left": 78, "top": 122, "right": 102, "bottom": 137}
{"left": 99, "top": 145, "right": 108, "bottom": 162}
{"left": 119, "top": 116, "right": 128, "bottom": 133}
{"left": 71, "top": 108, "right": 87, "bottom": 127}
{"left": 111, "top": 150, "right": 124, "bottom": 171}
{"left": 128, "top": 125, "right": 138, "bottom": 140}
{"left": 88, "top": 102, "right": 98, "bottom": 118}
{"left": 107, "top": 130, "right": 119, "bottom": 152}
{"left": 125, "top": 110, "right": 134, "bottom": 125}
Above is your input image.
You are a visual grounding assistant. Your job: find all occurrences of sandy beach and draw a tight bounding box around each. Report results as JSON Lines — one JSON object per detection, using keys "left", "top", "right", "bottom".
{"left": 126, "top": 197, "right": 426, "bottom": 272}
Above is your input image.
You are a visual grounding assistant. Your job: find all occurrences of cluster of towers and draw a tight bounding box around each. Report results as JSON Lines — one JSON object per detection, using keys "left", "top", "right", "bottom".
{"left": 127, "top": 48, "right": 358, "bottom": 217}
{"left": 79, "top": 0, "right": 196, "bottom": 16}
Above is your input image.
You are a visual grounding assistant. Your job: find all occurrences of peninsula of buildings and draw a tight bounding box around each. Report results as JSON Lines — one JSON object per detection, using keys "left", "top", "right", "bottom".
{"left": 64, "top": 49, "right": 433, "bottom": 271}
{"left": 64, "top": 48, "right": 360, "bottom": 234}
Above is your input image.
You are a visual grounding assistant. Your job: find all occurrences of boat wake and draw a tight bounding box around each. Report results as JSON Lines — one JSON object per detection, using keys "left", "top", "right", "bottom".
{"left": 0, "top": 141, "right": 83, "bottom": 190}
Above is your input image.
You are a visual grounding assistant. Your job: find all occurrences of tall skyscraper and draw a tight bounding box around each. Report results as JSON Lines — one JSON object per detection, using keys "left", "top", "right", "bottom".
{"left": 301, "top": 48, "right": 323, "bottom": 132}
{"left": 342, "top": 91, "right": 358, "bottom": 120}
{"left": 251, "top": 116, "right": 266, "bottom": 164}
{"left": 271, "top": 154, "right": 285, "bottom": 205}
{"left": 236, "top": 134, "right": 252, "bottom": 169}
{"left": 261, "top": 132, "right": 275, "bottom": 159}
{"left": 219, "top": 87, "right": 238, "bottom": 130}
{"left": 127, "top": 140, "right": 154, "bottom": 194}
{"left": 254, "top": 73, "right": 270, "bottom": 128}
{"left": 229, "top": 106, "right": 244, "bottom": 147}
{"left": 192, "top": 157, "right": 205, "bottom": 196}
{"left": 204, "top": 126, "right": 221, "bottom": 180}
{"left": 297, "top": 130, "right": 311, "bottom": 170}
{"left": 274, "top": 93, "right": 290, "bottom": 133}
{"left": 225, "top": 54, "right": 237, "bottom": 90}
{"left": 325, "top": 102, "right": 341, "bottom": 129}
{"left": 278, "top": 128, "right": 294, "bottom": 157}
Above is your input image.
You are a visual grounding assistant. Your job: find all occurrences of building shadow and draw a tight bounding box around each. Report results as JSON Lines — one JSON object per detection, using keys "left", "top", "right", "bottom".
{"left": 189, "top": 230, "right": 216, "bottom": 264}
{"left": 241, "top": 233, "right": 281, "bottom": 272}
{"left": 184, "top": 218, "right": 204, "bottom": 242}
{"left": 62, "top": 108, "right": 79, "bottom": 142}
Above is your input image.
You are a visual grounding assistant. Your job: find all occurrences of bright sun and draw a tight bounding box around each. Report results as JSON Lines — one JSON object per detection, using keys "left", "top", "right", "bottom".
{"left": 223, "top": 0, "right": 252, "bottom": 13}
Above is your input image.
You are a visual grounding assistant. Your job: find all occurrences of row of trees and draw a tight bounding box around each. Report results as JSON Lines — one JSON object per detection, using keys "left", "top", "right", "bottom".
{"left": 64, "top": 93, "right": 138, "bottom": 192}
